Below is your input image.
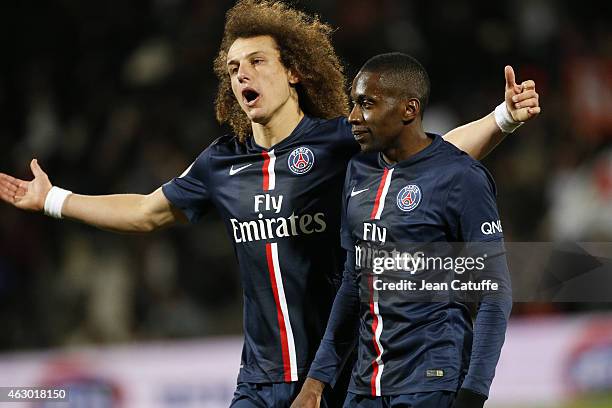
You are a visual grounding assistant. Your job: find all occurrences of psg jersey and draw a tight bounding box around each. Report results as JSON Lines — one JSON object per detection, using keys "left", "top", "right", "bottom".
{"left": 309, "top": 134, "right": 512, "bottom": 397}
{"left": 162, "top": 115, "right": 359, "bottom": 383}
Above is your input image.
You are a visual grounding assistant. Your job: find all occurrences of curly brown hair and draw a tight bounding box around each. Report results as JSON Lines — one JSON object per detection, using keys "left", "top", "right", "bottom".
{"left": 214, "top": 0, "right": 349, "bottom": 142}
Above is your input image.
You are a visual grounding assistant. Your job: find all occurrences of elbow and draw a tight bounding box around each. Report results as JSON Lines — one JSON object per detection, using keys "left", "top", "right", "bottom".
{"left": 131, "top": 189, "right": 178, "bottom": 233}
{"left": 138, "top": 220, "right": 158, "bottom": 233}
{"left": 133, "top": 197, "right": 162, "bottom": 233}
{"left": 501, "top": 296, "right": 513, "bottom": 320}
{"left": 137, "top": 208, "right": 165, "bottom": 232}
{"left": 481, "top": 294, "right": 513, "bottom": 321}
{"left": 116, "top": 216, "right": 157, "bottom": 233}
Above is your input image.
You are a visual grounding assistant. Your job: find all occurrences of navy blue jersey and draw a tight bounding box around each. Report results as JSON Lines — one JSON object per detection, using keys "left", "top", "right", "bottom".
{"left": 162, "top": 116, "right": 359, "bottom": 383}
{"left": 309, "top": 134, "right": 512, "bottom": 397}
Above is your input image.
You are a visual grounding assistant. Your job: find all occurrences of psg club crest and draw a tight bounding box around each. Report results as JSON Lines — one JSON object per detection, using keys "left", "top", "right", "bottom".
{"left": 287, "top": 146, "right": 315, "bottom": 175}
{"left": 396, "top": 185, "right": 422, "bottom": 212}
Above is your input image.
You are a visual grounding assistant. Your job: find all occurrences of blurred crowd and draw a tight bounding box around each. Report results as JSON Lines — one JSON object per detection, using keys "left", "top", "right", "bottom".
{"left": 0, "top": 0, "right": 610, "bottom": 351}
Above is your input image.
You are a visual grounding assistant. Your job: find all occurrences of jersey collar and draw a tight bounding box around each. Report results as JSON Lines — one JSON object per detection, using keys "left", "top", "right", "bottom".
{"left": 377, "top": 133, "right": 442, "bottom": 169}
{"left": 247, "top": 115, "right": 317, "bottom": 153}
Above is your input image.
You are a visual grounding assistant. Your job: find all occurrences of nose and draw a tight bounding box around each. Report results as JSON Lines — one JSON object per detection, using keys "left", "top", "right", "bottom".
{"left": 237, "top": 63, "right": 252, "bottom": 83}
{"left": 348, "top": 104, "right": 362, "bottom": 125}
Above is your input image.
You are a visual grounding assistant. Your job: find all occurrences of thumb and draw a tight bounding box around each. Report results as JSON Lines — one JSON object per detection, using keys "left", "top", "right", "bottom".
{"left": 30, "top": 159, "right": 45, "bottom": 178}
{"left": 504, "top": 65, "right": 520, "bottom": 93}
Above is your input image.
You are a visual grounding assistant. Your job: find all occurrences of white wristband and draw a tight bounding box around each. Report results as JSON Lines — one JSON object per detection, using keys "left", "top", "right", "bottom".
{"left": 44, "top": 186, "right": 72, "bottom": 219}
{"left": 494, "top": 102, "right": 524, "bottom": 134}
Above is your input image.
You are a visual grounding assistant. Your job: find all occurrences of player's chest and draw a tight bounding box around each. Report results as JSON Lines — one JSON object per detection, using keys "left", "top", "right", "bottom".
{"left": 210, "top": 144, "right": 346, "bottom": 219}
{"left": 346, "top": 168, "right": 452, "bottom": 244}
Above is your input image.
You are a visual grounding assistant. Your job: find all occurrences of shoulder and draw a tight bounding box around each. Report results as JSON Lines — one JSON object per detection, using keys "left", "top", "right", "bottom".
{"left": 438, "top": 139, "right": 494, "bottom": 183}
{"left": 311, "top": 116, "right": 354, "bottom": 144}
{"left": 438, "top": 138, "right": 473, "bottom": 164}
{"left": 454, "top": 160, "right": 497, "bottom": 197}
{"left": 197, "top": 133, "right": 250, "bottom": 158}
{"left": 312, "top": 115, "right": 350, "bottom": 132}
{"left": 210, "top": 134, "right": 237, "bottom": 147}
{"left": 183, "top": 134, "right": 242, "bottom": 173}
{"left": 300, "top": 116, "right": 359, "bottom": 162}
{"left": 427, "top": 138, "right": 497, "bottom": 197}
{"left": 209, "top": 133, "right": 243, "bottom": 151}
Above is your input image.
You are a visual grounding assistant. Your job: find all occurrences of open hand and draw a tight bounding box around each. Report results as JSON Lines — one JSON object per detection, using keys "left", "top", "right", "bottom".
{"left": 0, "top": 159, "right": 52, "bottom": 212}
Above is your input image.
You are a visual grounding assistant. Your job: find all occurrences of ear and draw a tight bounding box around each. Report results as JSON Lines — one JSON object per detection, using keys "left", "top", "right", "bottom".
{"left": 402, "top": 98, "right": 420, "bottom": 122}
{"left": 287, "top": 68, "right": 300, "bottom": 85}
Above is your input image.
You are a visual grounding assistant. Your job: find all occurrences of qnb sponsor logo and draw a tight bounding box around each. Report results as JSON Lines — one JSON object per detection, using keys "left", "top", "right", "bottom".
{"left": 231, "top": 212, "right": 327, "bottom": 243}
{"left": 481, "top": 220, "right": 503, "bottom": 235}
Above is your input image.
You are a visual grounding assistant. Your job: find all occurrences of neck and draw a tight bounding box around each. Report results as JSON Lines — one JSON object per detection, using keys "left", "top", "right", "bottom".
{"left": 382, "top": 127, "right": 431, "bottom": 165}
{"left": 252, "top": 100, "right": 304, "bottom": 149}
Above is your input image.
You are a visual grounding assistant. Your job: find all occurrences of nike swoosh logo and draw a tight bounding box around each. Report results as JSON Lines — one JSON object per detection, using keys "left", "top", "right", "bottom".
{"left": 350, "top": 187, "right": 369, "bottom": 197}
{"left": 229, "top": 163, "right": 252, "bottom": 176}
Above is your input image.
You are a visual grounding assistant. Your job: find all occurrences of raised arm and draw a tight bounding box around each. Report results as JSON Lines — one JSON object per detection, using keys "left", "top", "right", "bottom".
{"left": 0, "top": 159, "right": 185, "bottom": 232}
{"left": 443, "top": 65, "right": 541, "bottom": 160}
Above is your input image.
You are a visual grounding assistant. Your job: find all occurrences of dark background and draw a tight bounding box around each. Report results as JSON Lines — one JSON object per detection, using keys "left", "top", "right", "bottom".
{"left": 0, "top": 0, "right": 610, "bottom": 350}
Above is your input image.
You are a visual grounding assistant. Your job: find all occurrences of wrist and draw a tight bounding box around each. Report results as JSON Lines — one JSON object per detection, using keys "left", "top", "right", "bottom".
{"left": 494, "top": 101, "right": 523, "bottom": 134}
{"left": 44, "top": 186, "right": 72, "bottom": 219}
{"left": 453, "top": 388, "right": 487, "bottom": 408}
{"left": 303, "top": 377, "right": 325, "bottom": 395}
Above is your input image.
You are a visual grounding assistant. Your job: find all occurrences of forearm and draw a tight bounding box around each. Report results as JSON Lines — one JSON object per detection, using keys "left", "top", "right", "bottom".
{"left": 62, "top": 188, "right": 179, "bottom": 233}
{"left": 443, "top": 112, "right": 506, "bottom": 160}
{"left": 1, "top": 160, "right": 184, "bottom": 231}
{"left": 462, "top": 295, "right": 512, "bottom": 397}
{"left": 459, "top": 246, "right": 512, "bottom": 398}
{"left": 308, "top": 270, "right": 359, "bottom": 386}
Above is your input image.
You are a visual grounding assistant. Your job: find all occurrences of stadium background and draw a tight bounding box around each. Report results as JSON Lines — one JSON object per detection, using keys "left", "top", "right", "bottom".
{"left": 0, "top": 0, "right": 611, "bottom": 406}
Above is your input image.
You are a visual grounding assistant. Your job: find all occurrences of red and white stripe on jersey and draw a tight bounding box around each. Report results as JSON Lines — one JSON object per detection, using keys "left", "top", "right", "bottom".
{"left": 367, "top": 168, "right": 392, "bottom": 393}
{"left": 369, "top": 275, "right": 385, "bottom": 396}
{"left": 265, "top": 242, "right": 298, "bottom": 382}
{"left": 370, "top": 168, "right": 394, "bottom": 220}
{"left": 262, "top": 149, "right": 277, "bottom": 191}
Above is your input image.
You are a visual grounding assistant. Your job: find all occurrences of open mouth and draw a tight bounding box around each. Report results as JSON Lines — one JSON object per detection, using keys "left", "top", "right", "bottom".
{"left": 242, "top": 89, "right": 260, "bottom": 107}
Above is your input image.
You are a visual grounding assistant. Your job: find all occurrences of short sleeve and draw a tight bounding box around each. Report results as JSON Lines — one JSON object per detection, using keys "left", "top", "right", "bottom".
{"left": 448, "top": 163, "right": 504, "bottom": 243}
{"left": 162, "top": 148, "right": 213, "bottom": 223}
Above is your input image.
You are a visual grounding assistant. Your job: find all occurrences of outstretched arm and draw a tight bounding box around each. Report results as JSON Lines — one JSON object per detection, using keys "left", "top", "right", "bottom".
{"left": 0, "top": 159, "right": 185, "bottom": 232}
{"left": 443, "top": 65, "right": 541, "bottom": 160}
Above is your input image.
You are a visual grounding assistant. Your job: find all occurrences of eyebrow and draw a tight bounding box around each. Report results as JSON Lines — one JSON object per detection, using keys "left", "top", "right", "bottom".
{"left": 352, "top": 93, "right": 379, "bottom": 102}
{"left": 227, "top": 51, "right": 266, "bottom": 66}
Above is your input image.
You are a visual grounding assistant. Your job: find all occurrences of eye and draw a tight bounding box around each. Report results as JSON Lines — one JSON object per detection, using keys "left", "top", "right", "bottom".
{"left": 252, "top": 58, "right": 264, "bottom": 66}
{"left": 361, "top": 100, "right": 374, "bottom": 109}
{"left": 228, "top": 66, "right": 238, "bottom": 76}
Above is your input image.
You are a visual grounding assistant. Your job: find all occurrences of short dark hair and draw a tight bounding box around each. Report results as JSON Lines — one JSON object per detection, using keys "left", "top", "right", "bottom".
{"left": 360, "top": 52, "right": 430, "bottom": 116}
